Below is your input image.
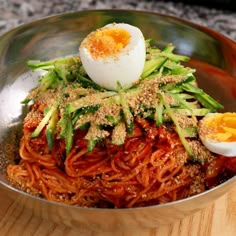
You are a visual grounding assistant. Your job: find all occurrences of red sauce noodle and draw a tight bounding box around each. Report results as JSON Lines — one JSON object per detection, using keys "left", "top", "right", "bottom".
{"left": 7, "top": 111, "right": 236, "bottom": 208}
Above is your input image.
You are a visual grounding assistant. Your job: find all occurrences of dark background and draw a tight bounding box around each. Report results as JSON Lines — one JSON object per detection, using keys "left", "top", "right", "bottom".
{"left": 0, "top": 0, "right": 235, "bottom": 41}
{"left": 175, "top": 0, "right": 236, "bottom": 10}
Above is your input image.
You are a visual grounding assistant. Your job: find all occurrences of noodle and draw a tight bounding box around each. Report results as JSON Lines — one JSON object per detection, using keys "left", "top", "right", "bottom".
{"left": 7, "top": 110, "right": 236, "bottom": 208}
{"left": 5, "top": 36, "right": 236, "bottom": 208}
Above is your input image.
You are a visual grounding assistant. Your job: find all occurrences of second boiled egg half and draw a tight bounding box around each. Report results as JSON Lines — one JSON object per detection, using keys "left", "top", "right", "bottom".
{"left": 199, "top": 112, "right": 236, "bottom": 157}
{"left": 79, "top": 23, "right": 146, "bottom": 91}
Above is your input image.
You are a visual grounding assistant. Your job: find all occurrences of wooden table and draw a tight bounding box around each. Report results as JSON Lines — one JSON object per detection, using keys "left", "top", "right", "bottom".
{"left": 0, "top": 185, "right": 236, "bottom": 236}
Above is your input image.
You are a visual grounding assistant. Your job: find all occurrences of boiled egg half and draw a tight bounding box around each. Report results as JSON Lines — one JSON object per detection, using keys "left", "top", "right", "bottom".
{"left": 79, "top": 23, "right": 146, "bottom": 91}
{"left": 199, "top": 112, "right": 236, "bottom": 157}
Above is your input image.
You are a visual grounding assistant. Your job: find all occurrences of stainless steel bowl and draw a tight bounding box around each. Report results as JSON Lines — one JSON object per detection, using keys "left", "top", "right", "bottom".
{"left": 0, "top": 9, "right": 236, "bottom": 232}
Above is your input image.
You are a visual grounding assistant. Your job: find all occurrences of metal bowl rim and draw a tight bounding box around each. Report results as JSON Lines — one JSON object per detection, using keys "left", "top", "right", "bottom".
{"left": 0, "top": 8, "right": 235, "bottom": 211}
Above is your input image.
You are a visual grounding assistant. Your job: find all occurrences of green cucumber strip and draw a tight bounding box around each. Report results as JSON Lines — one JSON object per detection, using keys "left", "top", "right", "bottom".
{"left": 77, "top": 74, "right": 102, "bottom": 90}
{"left": 72, "top": 105, "right": 100, "bottom": 125}
{"left": 27, "top": 56, "right": 79, "bottom": 70}
{"left": 117, "top": 82, "right": 134, "bottom": 134}
{"left": 87, "top": 139, "right": 97, "bottom": 153}
{"left": 182, "top": 83, "right": 224, "bottom": 110}
{"left": 182, "top": 126, "right": 198, "bottom": 138}
{"left": 178, "top": 93, "right": 195, "bottom": 100}
{"left": 170, "top": 108, "right": 210, "bottom": 116}
{"left": 46, "top": 129, "right": 53, "bottom": 150}
{"left": 175, "top": 75, "right": 196, "bottom": 86}
{"left": 111, "top": 122, "right": 126, "bottom": 145}
{"left": 21, "top": 98, "right": 32, "bottom": 105}
{"left": 168, "top": 87, "right": 184, "bottom": 94}
{"left": 67, "top": 91, "right": 116, "bottom": 113}
{"left": 141, "top": 57, "right": 167, "bottom": 79}
{"left": 171, "top": 67, "right": 194, "bottom": 76}
{"left": 194, "top": 93, "right": 224, "bottom": 111}
{"left": 145, "top": 38, "right": 154, "bottom": 44}
{"left": 54, "top": 64, "right": 69, "bottom": 82}
{"left": 154, "top": 99, "right": 163, "bottom": 126}
{"left": 160, "top": 94, "right": 193, "bottom": 157}
{"left": 65, "top": 119, "right": 73, "bottom": 155}
{"left": 77, "top": 121, "right": 90, "bottom": 130}
{"left": 167, "top": 91, "right": 192, "bottom": 110}
{"left": 147, "top": 47, "right": 161, "bottom": 55}
{"left": 27, "top": 60, "right": 54, "bottom": 70}
{"left": 58, "top": 113, "right": 74, "bottom": 155}
{"left": 45, "top": 109, "right": 59, "bottom": 150}
{"left": 105, "top": 115, "right": 121, "bottom": 125}
{"left": 31, "top": 100, "right": 60, "bottom": 138}
{"left": 181, "top": 83, "right": 202, "bottom": 94}
{"left": 44, "top": 107, "right": 50, "bottom": 115}
{"left": 162, "top": 44, "right": 175, "bottom": 53}
{"left": 160, "top": 52, "right": 189, "bottom": 62}
{"left": 39, "top": 70, "right": 62, "bottom": 91}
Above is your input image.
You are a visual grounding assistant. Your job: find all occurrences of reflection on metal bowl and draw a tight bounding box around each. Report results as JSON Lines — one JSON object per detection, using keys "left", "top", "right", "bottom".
{"left": 0, "top": 9, "right": 236, "bottom": 232}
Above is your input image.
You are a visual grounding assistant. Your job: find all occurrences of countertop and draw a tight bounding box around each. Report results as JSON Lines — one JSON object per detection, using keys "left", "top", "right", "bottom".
{"left": 0, "top": 186, "right": 236, "bottom": 235}
{"left": 0, "top": 0, "right": 236, "bottom": 41}
{"left": 0, "top": 1, "right": 236, "bottom": 235}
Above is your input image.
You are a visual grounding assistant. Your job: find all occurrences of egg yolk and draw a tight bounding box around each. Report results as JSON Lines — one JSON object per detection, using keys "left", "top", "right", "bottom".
{"left": 83, "top": 27, "right": 131, "bottom": 59}
{"left": 204, "top": 113, "right": 236, "bottom": 142}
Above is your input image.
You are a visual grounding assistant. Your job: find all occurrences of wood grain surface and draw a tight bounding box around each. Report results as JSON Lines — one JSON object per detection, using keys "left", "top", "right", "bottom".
{"left": 0, "top": 185, "right": 236, "bottom": 236}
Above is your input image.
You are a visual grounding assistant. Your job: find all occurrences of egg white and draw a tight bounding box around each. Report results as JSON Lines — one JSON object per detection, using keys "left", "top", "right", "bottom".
{"left": 199, "top": 113, "right": 236, "bottom": 157}
{"left": 201, "top": 139, "right": 236, "bottom": 157}
{"left": 79, "top": 23, "right": 146, "bottom": 91}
